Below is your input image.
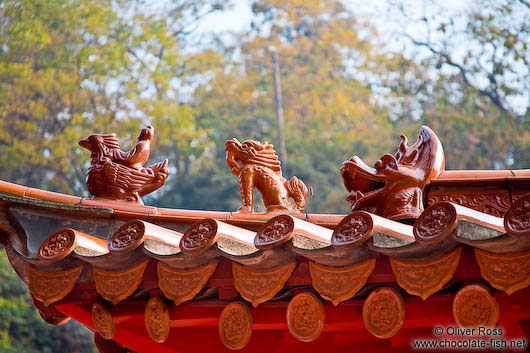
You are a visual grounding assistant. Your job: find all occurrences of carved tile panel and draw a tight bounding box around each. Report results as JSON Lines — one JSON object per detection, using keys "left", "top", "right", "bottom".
{"left": 427, "top": 189, "right": 514, "bottom": 218}
{"left": 331, "top": 212, "right": 373, "bottom": 247}
{"left": 93, "top": 261, "right": 148, "bottom": 304}
{"left": 309, "top": 258, "right": 376, "bottom": 305}
{"left": 232, "top": 262, "right": 295, "bottom": 307}
{"left": 92, "top": 301, "right": 115, "bottom": 340}
{"left": 504, "top": 193, "right": 530, "bottom": 237}
{"left": 157, "top": 262, "right": 217, "bottom": 305}
{"left": 474, "top": 248, "right": 530, "bottom": 295}
{"left": 180, "top": 219, "right": 218, "bottom": 255}
{"left": 38, "top": 229, "right": 76, "bottom": 262}
{"left": 145, "top": 297, "right": 170, "bottom": 343}
{"left": 109, "top": 221, "right": 145, "bottom": 253}
{"left": 390, "top": 247, "right": 462, "bottom": 300}
{"left": 255, "top": 215, "right": 294, "bottom": 249}
{"left": 453, "top": 284, "right": 499, "bottom": 329}
{"left": 28, "top": 265, "right": 82, "bottom": 306}
{"left": 363, "top": 287, "right": 405, "bottom": 339}
{"left": 218, "top": 302, "right": 253, "bottom": 350}
{"left": 287, "top": 292, "right": 325, "bottom": 342}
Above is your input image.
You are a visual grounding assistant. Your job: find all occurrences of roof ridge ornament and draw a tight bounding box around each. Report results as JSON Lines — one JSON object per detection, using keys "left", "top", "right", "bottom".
{"left": 341, "top": 126, "right": 445, "bottom": 220}
{"left": 79, "top": 126, "right": 170, "bottom": 204}
{"left": 225, "top": 138, "right": 308, "bottom": 214}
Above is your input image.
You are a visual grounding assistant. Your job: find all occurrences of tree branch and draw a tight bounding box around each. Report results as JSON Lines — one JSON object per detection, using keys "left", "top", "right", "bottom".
{"left": 405, "top": 34, "right": 512, "bottom": 116}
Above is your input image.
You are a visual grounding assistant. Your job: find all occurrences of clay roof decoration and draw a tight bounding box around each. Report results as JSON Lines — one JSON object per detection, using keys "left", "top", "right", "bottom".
{"left": 1, "top": 124, "right": 530, "bottom": 351}
{"left": 79, "top": 126, "right": 169, "bottom": 204}
{"left": 341, "top": 126, "right": 445, "bottom": 220}
{"left": 225, "top": 138, "right": 308, "bottom": 214}
{"left": 505, "top": 193, "right": 530, "bottom": 237}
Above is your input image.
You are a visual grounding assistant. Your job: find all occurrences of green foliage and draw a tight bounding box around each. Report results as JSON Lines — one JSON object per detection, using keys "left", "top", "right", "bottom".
{"left": 0, "top": 0, "right": 140, "bottom": 194}
{"left": 388, "top": 0, "right": 530, "bottom": 169}
{"left": 0, "top": 250, "right": 97, "bottom": 353}
{"left": 0, "top": 0, "right": 229, "bottom": 197}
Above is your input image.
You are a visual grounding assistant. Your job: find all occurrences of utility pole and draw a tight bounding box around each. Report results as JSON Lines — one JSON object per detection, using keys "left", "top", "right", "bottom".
{"left": 271, "top": 48, "right": 288, "bottom": 176}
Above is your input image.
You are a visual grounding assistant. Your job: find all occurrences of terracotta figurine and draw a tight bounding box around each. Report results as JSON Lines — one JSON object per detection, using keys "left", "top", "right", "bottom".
{"left": 225, "top": 138, "right": 308, "bottom": 214}
{"left": 340, "top": 126, "right": 445, "bottom": 220}
{"left": 79, "top": 126, "right": 169, "bottom": 204}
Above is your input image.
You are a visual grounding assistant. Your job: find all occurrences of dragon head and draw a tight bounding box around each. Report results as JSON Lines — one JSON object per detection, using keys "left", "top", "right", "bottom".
{"left": 341, "top": 126, "right": 445, "bottom": 220}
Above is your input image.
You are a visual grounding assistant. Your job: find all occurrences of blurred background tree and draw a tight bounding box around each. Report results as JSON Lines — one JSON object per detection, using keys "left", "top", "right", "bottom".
{"left": 161, "top": 0, "right": 398, "bottom": 212}
{"left": 0, "top": 0, "right": 529, "bottom": 351}
{"left": 384, "top": 0, "right": 530, "bottom": 169}
{"left": 0, "top": 247, "right": 97, "bottom": 352}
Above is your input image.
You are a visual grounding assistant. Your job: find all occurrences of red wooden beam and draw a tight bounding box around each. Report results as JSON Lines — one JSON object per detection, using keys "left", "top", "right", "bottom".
{"left": 56, "top": 287, "right": 530, "bottom": 353}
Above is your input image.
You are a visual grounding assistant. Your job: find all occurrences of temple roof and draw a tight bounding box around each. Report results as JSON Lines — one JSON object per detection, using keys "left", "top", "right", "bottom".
{"left": 1, "top": 174, "right": 530, "bottom": 352}
{"left": 1, "top": 126, "right": 530, "bottom": 352}
{"left": 2, "top": 173, "right": 529, "bottom": 265}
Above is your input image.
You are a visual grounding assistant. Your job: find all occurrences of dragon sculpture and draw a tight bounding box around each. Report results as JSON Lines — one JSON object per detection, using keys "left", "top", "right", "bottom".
{"left": 79, "top": 126, "right": 169, "bottom": 204}
{"left": 225, "top": 138, "right": 308, "bottom": 214}
{"left": 340, "top": 126, "right": 445, "bottom": 220}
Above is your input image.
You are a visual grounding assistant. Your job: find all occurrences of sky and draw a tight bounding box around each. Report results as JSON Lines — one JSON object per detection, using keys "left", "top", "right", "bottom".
{"left": 194, "top": 0, "right": 469, "bottom": 46}
{"left": 197, "top": 0, "right": 253, "bottom": 33}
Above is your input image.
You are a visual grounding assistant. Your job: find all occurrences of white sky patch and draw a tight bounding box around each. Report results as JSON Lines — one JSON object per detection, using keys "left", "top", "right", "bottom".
{"left": 196, "top": 0, "right": 253, "bottom": 34}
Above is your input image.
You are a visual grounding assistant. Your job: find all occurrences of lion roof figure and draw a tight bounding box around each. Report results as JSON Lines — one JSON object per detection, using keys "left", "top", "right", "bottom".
{"left": 225, "top": 138, "right": 308, "bottom": 214}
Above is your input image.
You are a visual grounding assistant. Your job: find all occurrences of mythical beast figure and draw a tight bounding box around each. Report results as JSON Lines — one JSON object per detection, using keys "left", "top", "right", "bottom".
{"left": 79, "top": 126, "right": 169, "bottom": 204}
{"left": 225, "top": 138, "right": 308, "bottom": 214}
{"left": 340, "top": 126, "right": 445, "bottom": 220}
